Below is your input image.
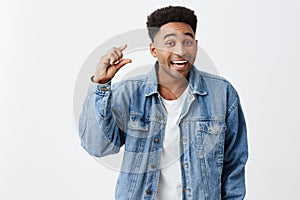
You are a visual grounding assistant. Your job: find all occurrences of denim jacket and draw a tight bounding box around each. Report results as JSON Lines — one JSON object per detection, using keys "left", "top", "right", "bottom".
{"left": 79, "top": 64, "right": 248, "bottom": 200}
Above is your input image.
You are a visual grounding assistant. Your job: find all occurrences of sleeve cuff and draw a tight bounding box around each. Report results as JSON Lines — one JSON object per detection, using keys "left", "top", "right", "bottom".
{"left": 88, "top": 77, "right": 111, "bottom": 96}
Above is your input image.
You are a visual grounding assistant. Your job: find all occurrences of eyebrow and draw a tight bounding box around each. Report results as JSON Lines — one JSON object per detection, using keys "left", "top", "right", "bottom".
{"left": 163, "top": 32, "right": 194, "bottom": 40}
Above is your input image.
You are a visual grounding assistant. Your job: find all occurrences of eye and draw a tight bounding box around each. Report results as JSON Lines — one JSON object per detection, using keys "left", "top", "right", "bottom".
{"left": 184, "top": 40, "right": 194, "bottom": 46}
{"left": 166, "top": 41, "right": 175, "bottom": 47}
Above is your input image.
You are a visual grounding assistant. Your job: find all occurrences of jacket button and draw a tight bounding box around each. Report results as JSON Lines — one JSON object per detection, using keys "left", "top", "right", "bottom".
{"left": 146, "top": 189, "right": 152, "bottom": 195}
{"left": 151, "top": 163, "right": 157, "bottom": 169}
{"left": 154, "top": 138, "right": 159, "bottom": 143}
{"left": 182, "top": 138, "right": 187, "bottom": 144}
{"left": 184, "top": 189, "right": 191, "bottom": 193}
{"left": 101, "top": 87, "right": 108, "bottom": 92}
{"left": 182, "top": 163, "right": 188, "bottom": 167}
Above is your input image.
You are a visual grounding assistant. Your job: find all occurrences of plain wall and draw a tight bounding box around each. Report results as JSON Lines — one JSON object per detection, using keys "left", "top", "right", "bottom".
{"left": 1, "top": 0, "right": 299, "bottom": 199}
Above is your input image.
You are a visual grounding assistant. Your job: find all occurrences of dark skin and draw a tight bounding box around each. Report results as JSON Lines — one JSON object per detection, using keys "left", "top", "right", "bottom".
{"left": 150, "top": 22, "right": 198, "bottom": 100}
{"left": 92, "top": 44, "right": 132, "bottom": 84}
{"left": 93, "top": 22, "right": 198, "bottom": 100}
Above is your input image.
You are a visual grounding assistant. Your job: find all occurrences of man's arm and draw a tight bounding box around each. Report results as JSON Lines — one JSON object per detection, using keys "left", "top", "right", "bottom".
{"left": 79, "top": 81, "right": 126, "bottom": 157}
{"left": 78, "top": 44, "right": 132, "bottom": 157}
{"left": 222, "top": 95, "right": 248, "bottom": 199}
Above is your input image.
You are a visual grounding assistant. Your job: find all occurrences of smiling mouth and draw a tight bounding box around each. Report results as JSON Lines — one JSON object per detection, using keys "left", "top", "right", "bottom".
{"left": 170, "top": 60, "right": 189, "bottom": 68}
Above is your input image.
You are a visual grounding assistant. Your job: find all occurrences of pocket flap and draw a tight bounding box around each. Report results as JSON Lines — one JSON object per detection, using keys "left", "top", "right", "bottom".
{"left": 197, "top": 121, "right": 226, "bottom": 135}
{"left": 127, "top": 114, "right": 149, "bottom": 132}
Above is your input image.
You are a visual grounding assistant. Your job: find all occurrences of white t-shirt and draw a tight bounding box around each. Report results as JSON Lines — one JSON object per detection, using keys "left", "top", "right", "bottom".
{"left": 156, "top": 87, "right": 189, "bottom": 200}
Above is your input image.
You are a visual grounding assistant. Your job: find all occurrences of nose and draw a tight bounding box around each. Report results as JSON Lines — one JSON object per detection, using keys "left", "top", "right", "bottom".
{"left": 173, "top": 43, "right": 187, "bottom": 57}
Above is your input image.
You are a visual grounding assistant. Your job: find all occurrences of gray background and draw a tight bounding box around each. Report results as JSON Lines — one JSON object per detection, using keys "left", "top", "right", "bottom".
{"left": 1, "top": 0, "right": 299, "bottom": 199}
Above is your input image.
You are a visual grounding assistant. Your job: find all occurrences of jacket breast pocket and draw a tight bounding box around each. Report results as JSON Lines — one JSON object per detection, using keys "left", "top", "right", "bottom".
{"left": 195, "top": 120, "right": 226, "bottom": 159}
{"left": 125, "top": 114, "right": 149, "bottom": 152}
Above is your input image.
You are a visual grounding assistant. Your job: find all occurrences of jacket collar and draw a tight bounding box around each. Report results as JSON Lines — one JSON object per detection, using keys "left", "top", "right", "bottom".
{"left": 145, "top": 62, "right": 208, "bottom": 97}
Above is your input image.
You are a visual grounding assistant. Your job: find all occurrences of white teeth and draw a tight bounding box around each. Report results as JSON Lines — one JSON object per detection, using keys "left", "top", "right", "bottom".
{"left": 172, "top": 60, "right": 188, "bottom": 64}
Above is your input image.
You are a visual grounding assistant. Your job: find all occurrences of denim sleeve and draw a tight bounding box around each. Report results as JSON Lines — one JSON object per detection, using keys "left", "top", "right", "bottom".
{"left": 222, "top": 95, "right": 248, "bottom": 199}
{"left": 78, "top": 81, "right": 125, "bottom": 157}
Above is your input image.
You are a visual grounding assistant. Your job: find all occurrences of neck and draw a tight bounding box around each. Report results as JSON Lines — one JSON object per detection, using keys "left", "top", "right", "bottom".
{"left": 157, "top": 67, "right": 189, "bottom": 100}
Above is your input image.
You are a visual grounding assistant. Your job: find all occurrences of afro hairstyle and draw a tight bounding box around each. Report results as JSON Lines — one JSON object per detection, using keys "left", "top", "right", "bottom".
{"left": 146, "top": 6, "right": 197, "bottom": 42}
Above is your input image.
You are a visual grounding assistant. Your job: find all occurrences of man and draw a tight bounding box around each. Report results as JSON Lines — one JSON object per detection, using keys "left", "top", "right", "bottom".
{"left": 79, "top": 5, "right": 248, "bottom": 200}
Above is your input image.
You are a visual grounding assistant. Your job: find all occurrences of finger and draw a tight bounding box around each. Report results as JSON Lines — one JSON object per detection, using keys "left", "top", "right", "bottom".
{"left": 114, "top": 58, "right": 132, "bottom": 71}
{"left": 110, "top": 48, "right": 125, "bottom": 64}
{"left": 112, "top": 48, "right": 123, "bottom": 60}
{"left": 109, "top": 53, "right": 120, "bottom": 65}
{"left": 101, "top": 55, "right": 112, "bottom": 67}
{"left": 118, "top": 44, "right": 128, "bottom": 52}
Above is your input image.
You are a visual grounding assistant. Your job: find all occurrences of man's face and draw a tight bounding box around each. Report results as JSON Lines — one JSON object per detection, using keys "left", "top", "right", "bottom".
{"left": 150, "top": 22, "right": 197, "bottom": 79}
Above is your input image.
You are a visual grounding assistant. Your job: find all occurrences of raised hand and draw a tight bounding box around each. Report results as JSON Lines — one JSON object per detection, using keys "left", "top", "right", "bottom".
{"left": 93, "top": 44, "right": 132, "bottom": 84}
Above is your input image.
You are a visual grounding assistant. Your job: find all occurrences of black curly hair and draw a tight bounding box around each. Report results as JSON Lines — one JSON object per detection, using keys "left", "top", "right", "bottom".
{"left": 146, "top": 6, "right": 197, "bottom": 42}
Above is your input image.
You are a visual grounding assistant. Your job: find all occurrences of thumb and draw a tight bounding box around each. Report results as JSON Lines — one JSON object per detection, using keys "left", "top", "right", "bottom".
{"left": 114, "top": 58, "right": 132, "bottom": 71}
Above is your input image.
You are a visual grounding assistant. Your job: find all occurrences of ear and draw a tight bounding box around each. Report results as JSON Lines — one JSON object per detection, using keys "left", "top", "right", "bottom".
{"left": 150, "top": 43, "right": 157, "bottom": 58}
